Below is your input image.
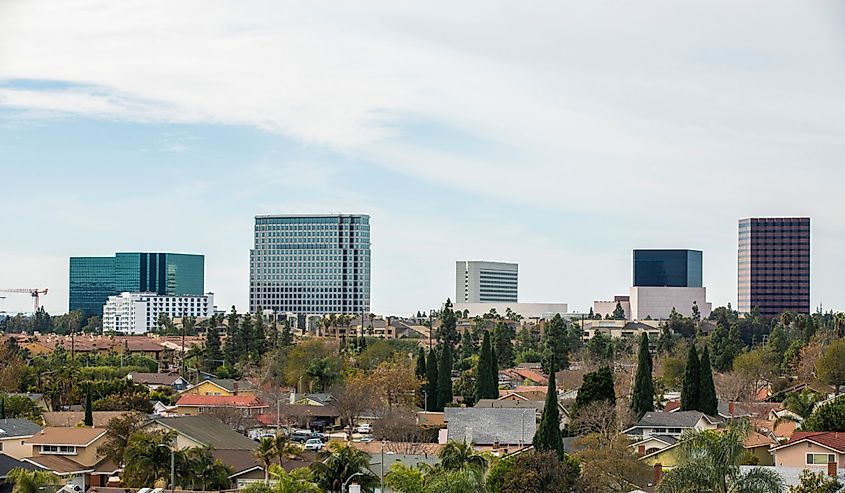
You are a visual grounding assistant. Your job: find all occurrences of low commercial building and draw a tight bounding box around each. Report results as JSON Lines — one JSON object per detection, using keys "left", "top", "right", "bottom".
{"left": 629, "top": 286, "right": 711, "bottom": 320}
{"left": 102, "top": 292, "right": 215, "bottom": 334}
{"left": 452, "top": 302, "right": 567, "bottom": 320}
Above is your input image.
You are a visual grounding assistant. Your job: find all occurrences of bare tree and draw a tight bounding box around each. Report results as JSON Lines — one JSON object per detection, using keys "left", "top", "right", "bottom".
{"left": 330, "top": 378, "right": 374, "bottom": 441}
{"left": 569, "top": 400, "right": 618, "bottom": 443}
{"left": 373, "top": 407, "right": 432, "bottom": 454}
{"left": 203, "top": 407, "right": 257, "bottom": 433}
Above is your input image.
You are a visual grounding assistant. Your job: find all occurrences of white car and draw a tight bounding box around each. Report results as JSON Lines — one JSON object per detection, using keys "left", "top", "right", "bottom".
{"left": 304, "top": 438, "right": 324, "bottom": 451}
{"left": 356, "top": 423, "right": 372, "bottom": 434}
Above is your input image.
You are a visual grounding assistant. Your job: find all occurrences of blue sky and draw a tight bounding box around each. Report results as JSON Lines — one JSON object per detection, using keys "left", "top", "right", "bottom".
{"left": 1, "top": 0, "right": 845, "bottom": 315}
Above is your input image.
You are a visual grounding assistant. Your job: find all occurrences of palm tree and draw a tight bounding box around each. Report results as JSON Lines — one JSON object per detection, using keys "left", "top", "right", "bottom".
{"left": 254, "top": 436, "right": 277, "bottom": 482}
{"left": 268, "top": 464, "right": 322, "bottom": 493}
{"left": 437, "top": 440, "right": 488, "bottom": 484}
{"left": 184, "top": 446, "right": 232, "bottom": 490}
{"left": 311, "top": 441, "right": 376, "bottom": 493}
{"left": 657, "top": 420, "right": 784, "bottom": 493}
{"left": 274, "top": 433, "right": 301, "bottom": 471}
{"left": 6, "top": 468, "right": 60, "bottom": 493}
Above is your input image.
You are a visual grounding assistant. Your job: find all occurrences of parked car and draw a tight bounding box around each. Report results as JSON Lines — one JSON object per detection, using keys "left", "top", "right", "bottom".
{"left": 356, "top": 423, "right": 372, "bottom": 434}
{"left": 304, "top": 438, "right": 324, "bottom": 451}
{"left": 290, "top": 430, "right": 313, "bottom": 443}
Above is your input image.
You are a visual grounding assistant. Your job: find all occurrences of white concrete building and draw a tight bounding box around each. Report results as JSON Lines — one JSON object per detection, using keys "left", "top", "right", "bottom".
{"left": 593, "top": 296, "right": 631, "bottom": 319}
{"left": 456, "top": 260, "right": 518, "bottom": 303}
{"left": 103, "top": 292, "right": 215, "bottom": 334}
{"left": 453, "top": 302, "right": 567, "bottom": 320}
{"left": 629, "top": 286, "right": 711, "bottom": 320}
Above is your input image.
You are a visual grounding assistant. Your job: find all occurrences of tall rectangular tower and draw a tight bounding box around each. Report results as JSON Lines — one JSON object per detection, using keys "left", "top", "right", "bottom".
{"left": 738, "top": 217, "right": 810, "bottom": 317}
{"left": 633, "top": 249, "right": 703, "bottom": 287}
{"left": 69, "top": 252, "right": 204, "bottom": 317}
{"left": 456, "top": 260, "right": 518, "bottom": 303}
{"left": 250, "top": 214, "right": 371, "bottom": 316}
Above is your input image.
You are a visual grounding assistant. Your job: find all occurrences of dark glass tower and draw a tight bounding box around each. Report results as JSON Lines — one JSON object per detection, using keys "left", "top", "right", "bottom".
{"left": 250, "top": 214, "right": 371, "bottom": 316}
{"left": 633, "top": 249, "right": 703, "bottom": 287}
{"left": 69, "top": 252, "right": 204, "bottom": 316}
{"left": 738, "top": 217, "right": 810, "bottom": 317}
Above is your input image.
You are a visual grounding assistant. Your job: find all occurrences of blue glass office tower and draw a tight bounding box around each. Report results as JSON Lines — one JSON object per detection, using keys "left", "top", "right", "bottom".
{"left": 633, "top": 249, "right": 703, "bottom": 287}
{"left": 250, "top": 214, "right": 371, "bottom": 315}
{"left": 69, "top": 252, "right": 204, "bottom": 316}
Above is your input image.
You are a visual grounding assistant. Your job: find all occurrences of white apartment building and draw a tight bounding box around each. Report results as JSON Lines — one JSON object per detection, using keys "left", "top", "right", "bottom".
{"left": 102, "top": 292, "right": 215, "bottom": 334}
{"left": 455, "top": 260, "right": 518, "bottom": 303}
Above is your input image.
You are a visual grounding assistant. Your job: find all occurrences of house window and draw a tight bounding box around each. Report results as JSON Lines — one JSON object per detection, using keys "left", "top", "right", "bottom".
{"left": 806, "top": 453, "right": 835, "bottom": 465}
{"left": 645, "top": 447, "right": 660, "bottom": 455}
{"left": 42, "top": 445, "right": 76, "bottom": 455}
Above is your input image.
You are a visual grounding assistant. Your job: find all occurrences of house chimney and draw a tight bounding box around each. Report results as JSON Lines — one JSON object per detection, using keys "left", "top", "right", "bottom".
{"left": 828, "top": 461, "right": 837, "bottom": 478}
{"left": 729, "top": 402, "right": 734, "bottom": 416}
{"left": 653, "top": 463, "right": 663, "bottom": 485}
{"left": 233, "top": 381, "right": 238, "bottom": 395}
{"left": 638, "top": 445, "right": 645, "bottom": 456}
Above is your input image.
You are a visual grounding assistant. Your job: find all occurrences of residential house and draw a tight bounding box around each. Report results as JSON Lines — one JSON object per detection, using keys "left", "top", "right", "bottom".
{"left": 0, "top": 454, "right": 39, "bottom": 493}
{"left": 23, "top": 427, "right": 116, "bottom": 490}
{"left": 255, "top": 403, "right": 341, "bottom": 432}
{"left": 744, "top": 431, "right": 778, "bottom": 466}
{"left": 180, "top": 379, "right": 257, "bottom": 397}
{"left": 174, "top": 395, "right": 268, "bottom": 417}
{"left": 442, "top": 408, "right": 536, "bottom": 453}
{"left": 498, "top": 387, "right": 547, "bottom": 401}
{"left": 637, "top": 429, "right": 776, "bottom": 468}
{"left": 625, "top": 411, "right": 722, "bottom": 463}
{"left": 211, "top": 449, "right": 318, "bottom": 489}
{"left": 0, "top": 419, "right": 42, "bottom": 460}
{"left": 42, "top": 412, "right": 128, "bottom": 428}
{"left": 126, "top": 372, "right": 188, "bottom": 391}
{"left": 771, "top": 432, "right": 845, "bottom": 473}
{"left": 475, "top": 398, "right": 570, "bottom": 428}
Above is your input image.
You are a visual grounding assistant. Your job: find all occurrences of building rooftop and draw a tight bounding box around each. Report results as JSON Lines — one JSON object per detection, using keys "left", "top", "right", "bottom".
{"left": 0, "top": 418, "right": 42, "bottom": 439}
{"left": 25, "top": 427, "right": 107, "bottom": 447}
{"left": 42, "top": 411, "right": 129, "bottom": 428}
{"left": 631, "top": 411, "right": 722, "bottom": 429}
{"left": 445, "top": 408, "right": 537, "bottom": 446}
{"left": 128, "top": 372, "right": 185, "bottom": 385}
{"left": 176, "top": 395, "right": 266, "bottom": 407}
{"left": 152, "top": 415, "right": 257, "bottom": 451}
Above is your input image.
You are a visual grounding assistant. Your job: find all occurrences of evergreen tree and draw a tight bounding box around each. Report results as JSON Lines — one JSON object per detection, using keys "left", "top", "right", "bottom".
{"left": 681, "top": 344, "right": 701, "bottom": 412}
{"left": 204, "top": 317, "right": 223, "bottom": 373}
{"left": 436, "top": 344, "right": 453, "bottom": 409}
{"left": 711, "top": 323, "right": 743, "bottom": 372}
{"left": 630, "top": 333, "right": 654, "bottom": 418}
{"left": 425, "top": 348, "right": 439, "bottom": 411}
{"left": 1, "top": 397, "right": 5, "bottom": 419}
{"left": 279, "top": 319, "right": 293, "bottom": 347}
{"left": 541, "top": 314, "right": 567, "bottom": 374}
{"left": 698, "top": 346, "right": 718, "bottom": 416}
{"left": 533, "top": 370, "right": 565, "bottom": 458}
{"left": 84, "top": 385, "right": 93, "bottom": 427}
{"left": 237, "top": 315, "right": 253, "bottom": 359}
{"left": 251, "top": 312, "right": 267, "bottom": 359}
{"left": 415, "top": 347, "right": 427, "bottom": 380}
{"left": 575, "top": 366, "right": 616, "bottom": 410}
{"left": 492, "top": 321, "right": 515, "bottom": 369}
{"left": 475, "top": 332, "right": 497, "bottom": 400}
{"left": 435, "top": 298, "right": 459, "bottom": 346}
{"left": 223, "top": 306, "right": 238, "bottom": 366}
{"left": 490, "top": 345, "right": 498, "bottom": 391}
{"left": 656, "top": 324, "right": 674, "bottom": 355}
{"left": 612, "top": 302, "right": 626, "bottom": 320}
{"left": 460, "top": 329, "right": 474, "bottom": 360}
{"left": 358, "top": 336, "right": 367, "bottom": 351}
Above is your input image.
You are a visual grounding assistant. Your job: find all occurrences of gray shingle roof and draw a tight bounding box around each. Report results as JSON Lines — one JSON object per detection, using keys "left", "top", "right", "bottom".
{"left": 445, "top": 408, "right": 536, "bottom": 446}
{"left": 0, "top": 419, "right": 42, "bottom": 438}
{"left": 152, "top": 415, "right": 257, "bottom": 451}
{"left": 634, "top": 411, "right": 721, "bottom": 428}
{"left": 0, "top": 453, "right": 37, "bottom": 478}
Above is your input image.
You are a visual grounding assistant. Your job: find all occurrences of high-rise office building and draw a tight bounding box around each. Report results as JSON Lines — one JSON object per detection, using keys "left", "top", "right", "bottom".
{"left": 69, "top": 252, "right": 204, "bottom": 316}
{"left": 738, "top": 217, "right": 810, "bottom": 317}
{"left": 249, "top": 214, "right": 371, "bottom": 316}
{"left": 633, "top": 249, "right": 703, "bottom": 287}
{"left": 455, "top": 261, "right": 518, "bottom": 303}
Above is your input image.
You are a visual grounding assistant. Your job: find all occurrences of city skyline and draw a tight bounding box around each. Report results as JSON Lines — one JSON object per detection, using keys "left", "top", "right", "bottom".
{"left": 2, "top": 2, "right": 844, "bottom": 315}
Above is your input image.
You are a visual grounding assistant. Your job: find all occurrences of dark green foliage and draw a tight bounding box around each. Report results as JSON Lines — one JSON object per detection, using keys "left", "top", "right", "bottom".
{"left": 460, "top": 329, "right": 475, "bottom": 360}
{"left": 93, "top": 393, "right": 154, "bottom": 413}
{"left": 279, "top": 319, "right": 293, "bottom": 347}
{"left": 612, "top": 302, "right": 626, "bottom": 320}
{"left": 204, "top": 319, "right": 223, "bottom": 373}
{"left": 415, "top": 347, "right": 426, "bottom": 380}
{"left": 698, "top": 346, "right": 718, "bottom": 416}
{"left": 680, "top": 344, "right": 701, "bottom": 412}
{"left": 501, "top": 452, "right": 580, "bottom": 493}
{"left": 710, "top": 323, "right": 743, "bottom": 372}
{"left": 666, "top": 308, "right": 696, "bottom": 339}
{"left": 0, "top": 398, "right": 4, "bottom": 419}
{"left": 436, "top": 299, "right": 459, "bottom": 346}
{"left": 223, "top": 306, "right": 238, "bottom": 367}
{"left": 575, "top": 367, "right": 616, "bottom": 410}
{"left": 436, "top": 344, "right": 453, "bottom": 409}
{"left": 426, "top": 348, "right": 439, "bottom": 411}
{"left": 533, "top": 371, "right": 565, "bottom": 458}
{"left": 656, "top": 325, "right": 675, "bottom": 355}
{"left": 492, "top": 321, "right": 515, "bottom": 369}
{"left": 802, "top": 400, "right": 845, "bottom": 432}
{"left": 541, "top": 314, "right": 576, "bottom": 374}
{"left": 475, "top": 332, "right": 498, "bottom": 400}
{"left": 0, "top": 394, "right": 42, "bottom": 420}
{"left": 586, "top": 331, "right": 614, "bottom": 362}
{"left": 84, "top": 385, "right": 94, "bottom": 426}
{"left": 630, "top": 333, "right": 654, "bottom": 418}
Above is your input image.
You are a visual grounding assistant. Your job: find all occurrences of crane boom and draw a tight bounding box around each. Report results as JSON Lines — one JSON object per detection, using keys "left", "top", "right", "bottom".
{"left": 0, "top": 288, "right": 48, "bottom": 313}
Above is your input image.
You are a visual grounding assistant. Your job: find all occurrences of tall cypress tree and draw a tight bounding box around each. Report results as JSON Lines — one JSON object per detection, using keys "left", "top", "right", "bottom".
{"left": 698, "top": 346, "right": 718, "bottom": 416}
{"left": 415, "top": 348, "right": 427, "bottom": 407}
{"left": 279, "top": 319, "right": 293, "bottom": 347}
{"left": 532, "top": 370, "right": 565, "bottom": 458}
{"left": 460, "top": 330, "right": 474, "bottom": 360}
{"left": 1, "top": 397, "right": 6, "bottom": 419}
{"left": 681, "top": 344, "right": 701, "bottom": 412}
{"left": 630, "top": 333, "right": 654, "bottom": 418}
{"left": 84, "top": 385, "right": 93, "bottom": 427}
{"left": 489, "top": 344, "right": 499, "bottom": 394}
{"left": 436, "top": 344, "right": 453, "bottom": 409}
{"left": 475, "top": 332, "right": 496, "bottom": 400}
{"left": 223, "top": 306, "right": 238, "bottom": 366}
{"left": 204, "top": 317, "right": 223, "bottom": 373}
{"left": 425, "top": 348, "right": 439, "bottom": 411}
{"left": 541, "top": 315, "right": 564, "bottom": 374}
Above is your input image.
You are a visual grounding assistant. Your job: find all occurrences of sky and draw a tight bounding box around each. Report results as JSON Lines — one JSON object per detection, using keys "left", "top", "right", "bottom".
{"left": 1, "top": 0, "right": 845, "bottom": 316}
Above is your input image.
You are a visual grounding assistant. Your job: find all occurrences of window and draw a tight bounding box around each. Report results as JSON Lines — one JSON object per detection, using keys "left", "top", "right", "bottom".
{"left": 806, "top": 453, "right": 835, "bottom": 465}
{"left": 42, "top": 445, "right": 76, "bottom": 455}
{"left": 645, "top": 447, "right": 660, "bottom": 455}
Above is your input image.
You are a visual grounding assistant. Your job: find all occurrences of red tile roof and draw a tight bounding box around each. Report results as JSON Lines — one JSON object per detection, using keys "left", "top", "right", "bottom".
{"left": 663, "top": 400, "right": 681, "bottom": 412}
{"left": 781, "top": 432, "right": 845, "bottom": 452}
{"left": 513, "top": 368, "right": 549, "bottom": 386}
{"left": 176, "top": 395, "right": 267, "bottom": 408}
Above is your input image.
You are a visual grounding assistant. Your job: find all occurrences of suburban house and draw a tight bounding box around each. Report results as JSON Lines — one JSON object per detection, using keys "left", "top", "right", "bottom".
{"left": 180, "top": 379, "right": 257, "bottom": 397}
{"left": 442, "top": 408, "right": 536, "bottom": 452}
{"left": 174, "top": 395, "right": 268, "bottom": 417}
{"left": 22, "top": 427, "right": 116, "bottom": 490}
{"left": 0, "top": 454, "right": 39, "bottom": 493}
{"left": 146, "top": 415, "right": 258, "bottom": 451}
{"left": 289, "top": 392, "right": 334, "bottom": 406}
{"left": 212, "top": 449, "right": 318, "bottom": 489}
{"left": 497, "top": 387, "right": 548, "bottom": 401}
{"left": 126, "top": 372, "right": 188, "bottom": 391}
{"left": 636, "top": 429, "right": 776, "bottom": 468}
{"left": 771, "top": 432, "right": 845, "bottom": 472}
{"left": 0, "top": 419, "right": 42, "bottom": 460}
{"left": 475, "top": 398, "right": 571, "bottom": 428}
{"left": 625, "top": 411, "right": 722, "bottom": 463}
{"left": 42, "top": 412, "right": 128, "bottom": 428}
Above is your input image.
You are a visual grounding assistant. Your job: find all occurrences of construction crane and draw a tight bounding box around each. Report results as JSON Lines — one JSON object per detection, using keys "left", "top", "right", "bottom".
{"left": 0, "top": 288, "right": 48, "bottom": 313}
